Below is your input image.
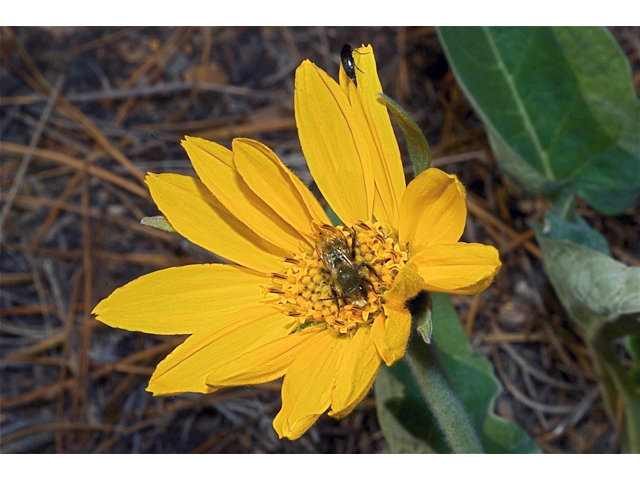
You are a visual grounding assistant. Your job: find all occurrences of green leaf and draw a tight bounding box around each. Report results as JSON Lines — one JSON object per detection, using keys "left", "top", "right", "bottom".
{"left": 374, "top": 361, "right": 440, "bottom": 453}
{"left": 534, "top": 212, "right": 640, "bottom": 451}
{"left": 534, "top": 214, "right": 640, "bottom": 334}
{"left": 541, "top": 211, "right": 611, "bottom": 256}
{"left": 375, "top": 293, "right": 541, "bottom": 453}
{"left": 438, "top": 27, "right": 640, "bottom": 215}
{"left": 325, "top": 204, "right": 341, "bottom": 227}
{"left": 626, "top": 335, "right": 640, "bottom": 363}
{"left": 625, "top": 334, "right": 640, "bottom": 397}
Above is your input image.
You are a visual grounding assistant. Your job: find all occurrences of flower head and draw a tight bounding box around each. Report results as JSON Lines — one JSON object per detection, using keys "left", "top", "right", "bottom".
{"left": 93, "top": 45, "right": 501, "bottom": 440}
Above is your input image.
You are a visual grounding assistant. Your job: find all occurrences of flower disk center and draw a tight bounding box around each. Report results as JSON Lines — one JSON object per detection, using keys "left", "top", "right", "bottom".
{"left": 268, "top": 221, "right": 407, "bottom": 334}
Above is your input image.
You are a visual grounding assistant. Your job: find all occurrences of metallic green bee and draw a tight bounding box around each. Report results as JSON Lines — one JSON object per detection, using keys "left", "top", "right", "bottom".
{"left": 315, "top": 225, "right": 375, "bottom": 308}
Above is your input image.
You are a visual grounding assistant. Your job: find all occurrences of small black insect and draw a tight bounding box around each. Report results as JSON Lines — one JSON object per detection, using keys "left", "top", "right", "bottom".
{"left": 341, "top": 43, "right": 361, "bottom": 87}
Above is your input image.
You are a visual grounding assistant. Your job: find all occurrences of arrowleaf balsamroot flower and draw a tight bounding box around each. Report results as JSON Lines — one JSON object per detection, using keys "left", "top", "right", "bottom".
{"left": 93, "top": 45, "right": 501, "bottom": 440}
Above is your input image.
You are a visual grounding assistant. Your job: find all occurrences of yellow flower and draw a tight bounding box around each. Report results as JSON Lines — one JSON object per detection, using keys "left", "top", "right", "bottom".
{"left": 93, "top": 45, "right": 501, "bottom": 440}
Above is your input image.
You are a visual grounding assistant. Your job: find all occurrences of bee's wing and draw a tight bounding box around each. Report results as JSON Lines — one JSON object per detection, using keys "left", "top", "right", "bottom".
{"left": 318, "top": 234, "right": 355, "bottom": 279}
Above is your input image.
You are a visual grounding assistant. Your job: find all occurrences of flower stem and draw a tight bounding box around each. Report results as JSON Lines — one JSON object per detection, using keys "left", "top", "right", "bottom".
{"left": 405, "top": 333, "right": 484, "bottom": 453}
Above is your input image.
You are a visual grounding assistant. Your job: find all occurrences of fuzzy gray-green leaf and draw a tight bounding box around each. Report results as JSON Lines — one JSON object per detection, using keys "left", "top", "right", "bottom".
{"left": 534, "top": 214, "right": 640, "bottom": 334}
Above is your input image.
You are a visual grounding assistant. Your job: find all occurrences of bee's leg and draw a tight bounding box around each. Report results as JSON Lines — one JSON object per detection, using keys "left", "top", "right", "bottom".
{"left": 363, "top": 276, "right": 378, "bottom": 295}
{"left": 319, "top": 288, "right": 344, "bottom": 312}
{"left": 364, "top": 262, "right": 382, "bottom": 280}
{"left": 348, "top": 226, "right": 358, "bottom": 259}
{"left": 330, "top": 285, "right": 342, "bottom": 313}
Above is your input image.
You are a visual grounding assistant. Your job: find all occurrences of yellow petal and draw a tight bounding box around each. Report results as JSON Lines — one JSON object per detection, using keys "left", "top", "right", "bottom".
{"left": 273, "top": 329, "right": 350, "bottom": 440}
{"left": 399, "top": 168, "right": 467, "bottom": 251}
{"left": 371, "top": 306, "right": 411, "bottom": 366}
{"left": 343, "top": 45, "right": 406, "bottom": 230}
{"left": 182, "top": 136, "right": 307, "bottom": 254}
{"left": 93, "top": 264, "right": 269, "bottom": 335}
{"left": 232, "top": 138, "right": 329, "bottom": 240}
{"left": 384, "top": 260, "right": 425, "bottom": 307}
{"left": 329, "top": 326, "right": 381, "bottom": 419}
{"left": 295, "top": 60, "right": 372, "bottom": 224}
{"left": 206, "top": 325, "right": 327, "bottom": 387}
{"left": 147, "top": 306, "right": 296, "bottom": 396}
{"left": 146, "top": 173, "right": 287, "bottom": 273}
{"left": 408, "top": 242, "right": 502, "bottom": 295}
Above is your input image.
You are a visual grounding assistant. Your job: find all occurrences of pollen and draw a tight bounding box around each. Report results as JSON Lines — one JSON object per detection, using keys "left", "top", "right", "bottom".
{"left": 266, "top": 220, "right": 408, "bottom": 334}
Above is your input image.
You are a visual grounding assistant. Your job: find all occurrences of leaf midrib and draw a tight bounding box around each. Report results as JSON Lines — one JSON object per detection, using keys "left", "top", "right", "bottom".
{"left": 481, "top": 27, "right": 556, "bottom": 181}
